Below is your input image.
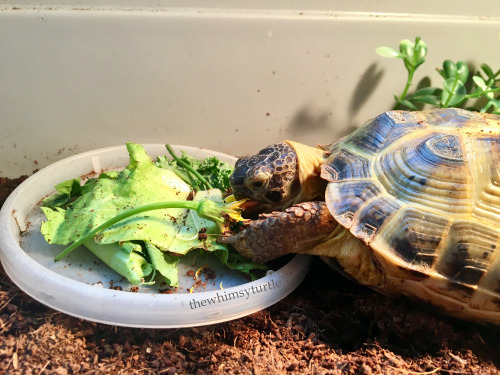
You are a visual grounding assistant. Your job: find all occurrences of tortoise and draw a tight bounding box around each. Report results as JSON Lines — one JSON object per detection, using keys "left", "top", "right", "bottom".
{"left": 219, "top": 108, "right": 500, "bottom": 324}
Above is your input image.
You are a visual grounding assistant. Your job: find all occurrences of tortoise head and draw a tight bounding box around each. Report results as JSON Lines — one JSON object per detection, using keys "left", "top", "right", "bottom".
{"left": 230, "top": 141, "right": 326, "bottom": 212}
{"left": 230, "top": 142, "right": 301, "bottom": 212}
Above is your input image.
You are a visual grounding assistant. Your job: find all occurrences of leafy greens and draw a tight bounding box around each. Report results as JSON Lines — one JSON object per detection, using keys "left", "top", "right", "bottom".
{"left": 40, "top": 142, "right": 266, "bottom": 288}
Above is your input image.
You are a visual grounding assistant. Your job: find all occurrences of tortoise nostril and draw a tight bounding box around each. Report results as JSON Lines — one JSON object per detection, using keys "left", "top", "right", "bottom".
{"left": 231, "top": 176, "right": 245, "bottom": 186}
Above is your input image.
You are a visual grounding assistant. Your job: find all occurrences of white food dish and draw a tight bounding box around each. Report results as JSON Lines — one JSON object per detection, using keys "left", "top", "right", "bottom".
{"left": 0, "top": 144, "right": 311, "bottom": 328}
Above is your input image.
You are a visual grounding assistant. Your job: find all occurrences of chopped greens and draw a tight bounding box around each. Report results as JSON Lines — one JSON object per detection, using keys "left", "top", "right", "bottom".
{"left": 156, "top": 147, "right": 233, "bottom": 192}
{"left": 40, "top": 142, "right": 266, "bottom": 288}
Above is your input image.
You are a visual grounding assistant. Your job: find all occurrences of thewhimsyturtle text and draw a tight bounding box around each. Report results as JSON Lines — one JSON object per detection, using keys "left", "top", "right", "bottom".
{"left": 188, "top": 280, "right": 282, "bottom": 309}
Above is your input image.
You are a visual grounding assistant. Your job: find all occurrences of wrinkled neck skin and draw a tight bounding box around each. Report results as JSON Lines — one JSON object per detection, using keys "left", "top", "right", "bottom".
{"left": 284, "top": 140, "right": 327, "bottom": 206}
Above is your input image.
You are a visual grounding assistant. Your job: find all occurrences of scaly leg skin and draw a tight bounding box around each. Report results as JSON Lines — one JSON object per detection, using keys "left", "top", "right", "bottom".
{"left": 218, "top": 201, "right": 338, "bottom": 263}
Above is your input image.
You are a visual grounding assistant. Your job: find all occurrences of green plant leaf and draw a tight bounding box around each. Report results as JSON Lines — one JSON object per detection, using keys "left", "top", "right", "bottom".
{"left": 473, "top": 76, "right": 488, "bottom": 91}
{"left": 42, "top": 178, "right": 82, "bottom": 209}
{"left": 399, "top": 39, "right": 414, "bottom": 58}
{"left": 442, "top": 60, "right": 457, "bottom": 79}
{"left": 412, "top": 87, "right": 441, "bottom": 97}
{"left": 83, "top": 240, "right": 154, "bottom": 286}
{"left": 481, "top": 63, "right": 495, "bottom": 80}
{"left": 410, "top": 87, "right": 441, "bottom": 106}
{"left": 375, "top": 46, "right": 401, "bottom": 59}
{"left": 144, "top": 242, "right": 181, "bottom": 287}
{"left": 490, "top": 98, "right": 500, "bottom": 108}
{"left": 442, "top": 77, "right": 467, "bottom": 107}
{"left": 395, "top": 97, "right": 418, "bottom": 110}
{"left": 456, "top": 62, "right": 469, "bottom": 83}
{"left": 411, "top": 95, "right": 441, "bottom": 106}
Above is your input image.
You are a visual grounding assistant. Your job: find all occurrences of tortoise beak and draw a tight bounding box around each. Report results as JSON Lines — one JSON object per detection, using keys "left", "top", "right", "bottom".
{"left": 225, "top": 194, "right": 267, "bottom": 218}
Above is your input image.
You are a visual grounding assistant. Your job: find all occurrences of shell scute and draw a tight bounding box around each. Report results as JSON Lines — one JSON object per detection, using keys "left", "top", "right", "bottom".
{"left": 475, "top": 138, "right": 500, "bottom": 220}
{"left": 427, "top": 133, "right": 464, "bottom": 160}
{"left": 434, "top": 220, "right": 498, "bottom": 295}
{"left": 335, "top": 111, "right": 426, "bottom": 155}
{"left": 379, "top": 207, "right": 450, "bottom": 269}
{"left": 350, "top": 195, "right": 401, "bottom": 243}
{"left": 326, "top": 180, "right": 384, "bottom": 228}
{"left": 374, "top": 131, "right": 471, "bottom": 214}
{"left": 322, "top": 108, "right": 500, "bottom": 312}
{"left": 409, "top": 106, "right": 478, "bottom": 128}
{"left": 322, "top": 148, "right": 371, "bottom": 181}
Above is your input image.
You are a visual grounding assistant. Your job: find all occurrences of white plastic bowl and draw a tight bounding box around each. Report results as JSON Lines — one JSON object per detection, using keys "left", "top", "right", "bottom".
{"left": 0, "top": 144, "right": 310, "bottom": 328}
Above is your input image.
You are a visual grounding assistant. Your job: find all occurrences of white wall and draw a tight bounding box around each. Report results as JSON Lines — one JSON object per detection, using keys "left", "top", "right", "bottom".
{"left": 1, "top": 1, "right": 499, "bottom": 176}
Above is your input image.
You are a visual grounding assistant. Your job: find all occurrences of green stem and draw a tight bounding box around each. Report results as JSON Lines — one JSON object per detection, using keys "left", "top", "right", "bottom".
{"left": 394, "top": 68, "right": 415, "bottom": 110}
{"left": 166, "top": 144, "right": 213, "bottom": 190}
{"left": 442, "top": 75, "right": 460, "bottom": 108}
{"left": 54, "top": 201, "right": 201, "bottom": 261}
{"left": 480, "top": 101, "right": 493, "bottom": 113}
{"left": 465, "top": 87, "right": 500, "bottom": 99}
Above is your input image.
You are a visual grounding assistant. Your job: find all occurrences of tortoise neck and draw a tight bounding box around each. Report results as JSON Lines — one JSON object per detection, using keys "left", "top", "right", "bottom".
{"left": 303, "top": 226, "right": 386, "bottom": 289}
{"left": 284, "top": 140, "right": 327, "bottom": 204}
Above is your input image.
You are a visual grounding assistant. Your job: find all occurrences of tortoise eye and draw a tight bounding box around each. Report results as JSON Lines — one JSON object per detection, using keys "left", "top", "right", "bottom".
{"left": 252, "top": 181, "right": 263, "bottom": 188}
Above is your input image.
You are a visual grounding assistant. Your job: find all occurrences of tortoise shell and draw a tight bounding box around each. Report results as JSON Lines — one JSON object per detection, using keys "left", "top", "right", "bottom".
{"left": 322, "top": 108, "right": 500, "bottom": 315}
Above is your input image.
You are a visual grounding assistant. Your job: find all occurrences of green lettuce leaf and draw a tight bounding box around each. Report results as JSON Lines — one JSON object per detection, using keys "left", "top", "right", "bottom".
{"left": 83, "top": 240, "right": 154, "bottom": 285}
{"left": 41, "top": 142, "right": 191, "bottom": 251}
{"left": 40, "top": 142, "right": 266, "bottom": 287}
{"left": 42, "top": 178, "right": 82, "bottom": 209}
{"left": 144, "top": 242, "right": 180, "bottom": 286}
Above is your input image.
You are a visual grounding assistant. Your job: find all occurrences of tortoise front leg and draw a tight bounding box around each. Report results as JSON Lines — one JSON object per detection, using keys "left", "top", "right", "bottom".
{"left": 218, "top": 201, "right": 337, "bottom": 263}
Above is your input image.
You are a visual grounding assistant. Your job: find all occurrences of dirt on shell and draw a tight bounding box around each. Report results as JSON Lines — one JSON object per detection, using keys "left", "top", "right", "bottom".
{"left": 1, "top": 178, "right": 500, "bottom": 374}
